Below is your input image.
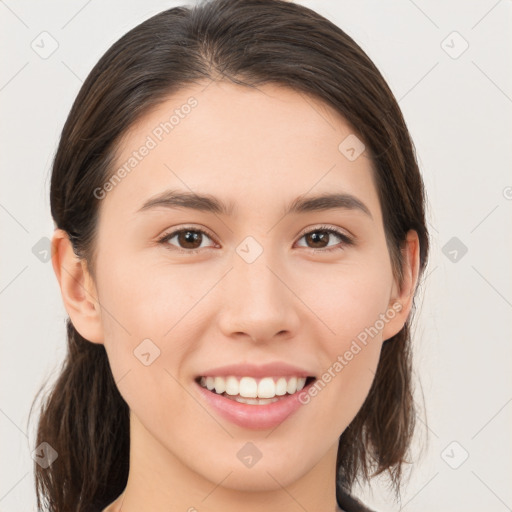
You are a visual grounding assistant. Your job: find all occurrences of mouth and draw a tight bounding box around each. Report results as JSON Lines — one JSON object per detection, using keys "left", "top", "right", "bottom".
{"left": 195, "top": 375, "right": 317, "bottom": 404}
{"left": 193, "top": 374, "right": 317, "bottom": 429}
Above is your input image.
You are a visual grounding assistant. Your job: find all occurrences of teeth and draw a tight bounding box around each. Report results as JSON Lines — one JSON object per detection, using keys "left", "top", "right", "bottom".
{"left": 213, "top": 376, "right": 225, "bottom": 394}
{"left": 275, "top": 377, "right": 288, "bottom": 396}
{"left": 225, "top": 376, "right": 239, "bottom": 396}
{"left": 258, "top": 377, "right": 275, "bottom": 398}
{"left": 205, "top": 376, "right": 215, "bottom": 391}
{"left": 229, "top": 395, "right": 279, "bottom": 405}
{"left": 199, "top": 375, "right": 308, "bottom": 398}
{"left": 286, "top": 377, "right": 297, "bottom": 394}
{"left": 239, "top": 376, "right": 258, "bottom": 398}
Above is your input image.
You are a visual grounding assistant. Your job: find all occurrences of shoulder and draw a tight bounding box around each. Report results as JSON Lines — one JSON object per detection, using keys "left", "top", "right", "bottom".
{"left": 337, "top": 489, "right": 377, "bottom": 512}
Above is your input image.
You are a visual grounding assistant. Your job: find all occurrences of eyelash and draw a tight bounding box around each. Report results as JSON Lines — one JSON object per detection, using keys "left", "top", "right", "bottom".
{"left": 156, "top": 224, "right": 354, "bottom": 255}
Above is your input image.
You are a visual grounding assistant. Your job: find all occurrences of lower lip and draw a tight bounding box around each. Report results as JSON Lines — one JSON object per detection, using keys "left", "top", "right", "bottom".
{"left": 194, "top": 379, "right": 314, "bottom": 430}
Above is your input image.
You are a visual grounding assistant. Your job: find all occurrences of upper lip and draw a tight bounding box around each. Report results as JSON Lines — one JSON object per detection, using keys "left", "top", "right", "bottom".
{"left": 197, "top": 362, "right": 316, "bottom": 379}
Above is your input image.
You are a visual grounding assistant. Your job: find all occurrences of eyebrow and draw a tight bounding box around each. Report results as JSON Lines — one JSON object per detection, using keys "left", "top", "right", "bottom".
{"left": 137, "top": 189, "right": 372, "bottom": 219}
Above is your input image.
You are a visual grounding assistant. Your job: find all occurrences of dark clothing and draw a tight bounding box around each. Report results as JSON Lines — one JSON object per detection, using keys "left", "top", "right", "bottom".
{"left": 337, "top": 490, "right": 376, "bottom": 512}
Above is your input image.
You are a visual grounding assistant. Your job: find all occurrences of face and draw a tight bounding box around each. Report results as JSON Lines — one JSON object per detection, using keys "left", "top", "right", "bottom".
{"left": 65, "top": 81, "right": 412, "bottom": 496}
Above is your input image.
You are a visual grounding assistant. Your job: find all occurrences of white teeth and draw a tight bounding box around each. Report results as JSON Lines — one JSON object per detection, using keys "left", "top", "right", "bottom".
{"left": 214, "top": 376, "right": 225, "bottom": 394}
{"left": 239, "top": 377, "right": 258, "bottom": 398}
{"left": 199, "top": 375, "right": 309, "bottom": 398}
{"left": 225, "top": 376, "right": 239, "bottom": 396}
{"left": 205, "top": 376, "right": 215, "bottom": 390}
{"left": 258, "top": 377, "right": 275, "bottom": 398}
{"left": 275, "top": 377, "right": 287, "bottom": 396}
{"left": 286, "top": 377, "right": 297, "bottom": 394}
{"left": 229, "top": 395, "right": 279, "bottom": 405}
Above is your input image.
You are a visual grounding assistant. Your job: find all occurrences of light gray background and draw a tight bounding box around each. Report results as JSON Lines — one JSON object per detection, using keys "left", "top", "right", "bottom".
{"left": 1, "top": 1, "right": 511, "bottom": 510}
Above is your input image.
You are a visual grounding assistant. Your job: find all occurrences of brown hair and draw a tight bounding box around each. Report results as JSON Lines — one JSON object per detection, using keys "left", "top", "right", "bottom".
{"left": 30, "top": 0, "right": 429, "bottom": 510}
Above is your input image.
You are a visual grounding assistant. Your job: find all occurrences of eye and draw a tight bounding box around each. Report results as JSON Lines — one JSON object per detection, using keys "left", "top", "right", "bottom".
{"left": 157, "top": 227, "right": 217, "bottom": 254}
{"left": 295, "top": 225, "right": 354, "bottom": 252}
{"left": 157, "top": 224, "right": 354, "bottom": 255}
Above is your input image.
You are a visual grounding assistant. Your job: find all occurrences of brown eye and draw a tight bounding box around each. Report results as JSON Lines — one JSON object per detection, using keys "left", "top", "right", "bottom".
{"left": 175, "top": 230, "right": 203, "bottom": 249}
{"left": 158, "top": 228, "right": 216, "bottom": 253}
{"left": 304, "top": 230, "right": 330, "bottom": 249}
{"left": 296, "top": 226, "right": 353, "bottom": 252}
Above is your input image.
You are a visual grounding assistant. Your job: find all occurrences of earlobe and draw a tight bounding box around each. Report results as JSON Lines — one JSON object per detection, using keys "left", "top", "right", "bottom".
{"left": 51, "top": 229, "right": 104, "bottom": 345}
{"left": 381, "top": 230, "right": 421, "bottom": 341}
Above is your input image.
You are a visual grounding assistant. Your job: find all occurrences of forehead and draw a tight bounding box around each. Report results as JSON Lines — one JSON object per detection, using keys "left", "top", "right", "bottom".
{"left": 100, "top": 80, "right": 379, "bottom": 221}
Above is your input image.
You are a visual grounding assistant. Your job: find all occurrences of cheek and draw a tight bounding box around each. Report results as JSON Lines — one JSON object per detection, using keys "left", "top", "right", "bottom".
{"left": 301, "top": 259, "right": 392, "bottom": 348}
{"left": 96, "top": 259, "right": 200, "bottom": 433}
{"left": 95, "top": 255, "right": 205, "bottom": 398}
{"left": 97, "top": 252, "right": 198, "bottom": 340}
{"left": 295, "top": 259, "right": 391, "bottom": 418}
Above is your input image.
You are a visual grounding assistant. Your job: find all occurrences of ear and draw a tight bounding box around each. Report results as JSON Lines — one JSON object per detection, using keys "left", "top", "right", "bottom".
{"left": 381, "top": 229, "right": 421, "bottom": 341}
{"left": 51, "top": 228, "right": 104, "bottom": 344}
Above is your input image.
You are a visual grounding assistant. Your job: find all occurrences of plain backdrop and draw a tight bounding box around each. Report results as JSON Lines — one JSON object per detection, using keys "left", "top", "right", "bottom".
{"left": 1, "top": 1, "right": 511, "bottom": 511}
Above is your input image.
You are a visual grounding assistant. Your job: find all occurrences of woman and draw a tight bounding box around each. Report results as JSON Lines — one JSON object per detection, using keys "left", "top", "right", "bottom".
{"left": 32, "top": 0, "right": 429, "bottom": 510}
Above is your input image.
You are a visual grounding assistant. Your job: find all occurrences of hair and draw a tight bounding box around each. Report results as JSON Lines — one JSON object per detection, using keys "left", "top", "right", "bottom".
{"left": 30, "top": 0, "right": 430, "bottom": 510}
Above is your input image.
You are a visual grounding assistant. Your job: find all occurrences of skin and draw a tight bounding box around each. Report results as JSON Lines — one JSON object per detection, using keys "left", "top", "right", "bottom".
{"left": 52, "top": 80, "right": 420, "bottom": 512}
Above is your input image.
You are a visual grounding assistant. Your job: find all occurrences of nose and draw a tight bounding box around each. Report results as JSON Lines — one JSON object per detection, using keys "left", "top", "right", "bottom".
{"left": 216, "top": 247, "right": 301, "bottom": 344}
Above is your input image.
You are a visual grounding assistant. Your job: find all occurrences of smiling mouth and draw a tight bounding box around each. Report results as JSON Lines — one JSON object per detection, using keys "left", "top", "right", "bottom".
{"left": 195, "top": 375, "right": 317, "bottom": 405}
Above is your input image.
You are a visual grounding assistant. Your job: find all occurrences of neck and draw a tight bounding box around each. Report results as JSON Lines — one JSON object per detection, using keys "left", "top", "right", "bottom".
{"left": 106, "top": 411, "right": 342, "bottom": 512}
